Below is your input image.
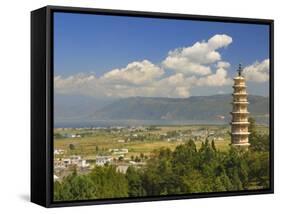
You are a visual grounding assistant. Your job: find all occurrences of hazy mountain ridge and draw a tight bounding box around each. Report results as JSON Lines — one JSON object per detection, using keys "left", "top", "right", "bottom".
{"left": 92, "top": 94, "right": 269, "bottom": 124}
{"left": 54, "top": 94, "right": 115, "bottom": 121}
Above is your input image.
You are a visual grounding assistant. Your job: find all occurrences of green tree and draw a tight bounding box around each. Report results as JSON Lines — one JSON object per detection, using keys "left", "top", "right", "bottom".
{"left": 219, "top": 172, "right": 233, "bottom": 191}
{"left": 89, "top": 166, "right": 128, "bottom": 199}
{"left": 69, "top": 143, "right": 75, "bottom": 150}
{"left": 211, "top": 139, "right": 216, "bottom": 152}
{"left": 126, "top": 167, "right": 146, "bottom": 197}
{"left": 213, "top": 177, "right": 227, "bottom": 192}
{"left": 54, "top": 172, "right": 96, "bottom": 201}
{"left": 232, "top": 169, "right": 243, "bottom": 190}
{"left": 249, "top": 117, "right": 269, "bottom": 152}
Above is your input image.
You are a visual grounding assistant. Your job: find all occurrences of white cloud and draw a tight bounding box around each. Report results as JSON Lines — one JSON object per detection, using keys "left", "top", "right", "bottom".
{"left": 102, "top": 60, "right": 164, "bottom": 85}
{"left": 243, "top": 59, "right": 269, "bottom": 82}
{"left": 162, "top": 34, "right": 232, "bottom": 76}
{"left": 175, "top": 86, "right": 190, "bottom": 97}
{"left": 54, "top": 60, "right": 164, "bottom": 97}
{"left": 55, "top": 34, "right": 236, "bottom": 98}
{"left": 54, "top": 73, "right": 96, "bottom": 92}
{"left": 55, "top": 70, "right": 192, "bottom": 98}
{"left": 208, "top": 34, "right": 233, "bottom": 50}
{"left": 196, "top": 67, "right": 232, "bottom": 86}
{"left": 217, "top": 61, "right": 230, "bottom": 69}
{"left": 54, "top": 73, "right": 103, "bottom": 97}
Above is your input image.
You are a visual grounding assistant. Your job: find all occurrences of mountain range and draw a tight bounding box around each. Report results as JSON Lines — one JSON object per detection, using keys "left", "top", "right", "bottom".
{"left": 91, "top": 94, "right": 269, "bottom": 124}
{"left": 54, "top": 94, "right": 269, "bottom": 126}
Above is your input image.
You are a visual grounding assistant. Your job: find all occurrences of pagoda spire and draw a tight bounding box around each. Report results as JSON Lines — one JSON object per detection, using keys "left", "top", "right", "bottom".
{"left": 237, "top": 63, "right": 242, "bottom": 76}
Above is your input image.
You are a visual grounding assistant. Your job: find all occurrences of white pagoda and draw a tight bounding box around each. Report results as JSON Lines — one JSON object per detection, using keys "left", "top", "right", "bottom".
{"left": 230, "top": 64, "right": 250, "bottom": 149}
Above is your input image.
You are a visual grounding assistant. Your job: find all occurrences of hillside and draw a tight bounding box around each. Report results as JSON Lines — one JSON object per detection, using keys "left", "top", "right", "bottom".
{"left": 92, "top": 94, "right": 269, "bottom": 124}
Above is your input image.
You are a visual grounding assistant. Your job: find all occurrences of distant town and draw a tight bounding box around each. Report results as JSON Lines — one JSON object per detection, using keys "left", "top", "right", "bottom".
{"left": 54, "top": 124, "right": 268, "bottom": 182}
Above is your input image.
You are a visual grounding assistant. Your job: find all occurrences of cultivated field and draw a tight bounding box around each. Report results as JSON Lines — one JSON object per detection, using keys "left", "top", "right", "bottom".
{"left": 54, "top": 124, "right": 269, "bottom": 159}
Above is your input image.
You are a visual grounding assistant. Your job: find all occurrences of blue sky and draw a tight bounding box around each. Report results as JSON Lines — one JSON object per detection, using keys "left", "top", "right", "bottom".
{"left": 54, "top": 12, "right": 270, "bottom": 97}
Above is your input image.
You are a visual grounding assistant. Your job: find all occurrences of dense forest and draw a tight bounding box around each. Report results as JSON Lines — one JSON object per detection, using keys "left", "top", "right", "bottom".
{"left": 54, "top": 119, "right": 270, "bottom": 201}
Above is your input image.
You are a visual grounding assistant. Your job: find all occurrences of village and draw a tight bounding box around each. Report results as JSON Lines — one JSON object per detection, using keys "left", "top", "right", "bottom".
{"left": 53, "top": 124, "right": 230, "bottom": 181}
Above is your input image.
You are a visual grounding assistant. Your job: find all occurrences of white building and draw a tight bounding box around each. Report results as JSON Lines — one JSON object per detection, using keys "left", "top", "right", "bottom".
{"left": 116, "top": 165, "right": 129, "bottom": 174}
{"left": 80, "top": 159, "right": 90, "bottom": 168}
{"left": 69, "top": 155, "right": 81, "bottom": 161}
{"left": 54, "top": 174, "right": 59, "bottom": 181}
{"left": 110, "top": 148, "right": 129, "bottom": 156}
{"left": 96, "top": 156, "right": 113, "bottom": 166}
{"left": 54, "top": 149, "right": 64, "bottom": 155}
{"left": 71, "top": 134, "right": 81, "bottom": 138}
{"left": 58, "top": 156, "right": 89, "bottom": 168}
{"left": 62, "top": 158, "right": 71, "bottom": 166}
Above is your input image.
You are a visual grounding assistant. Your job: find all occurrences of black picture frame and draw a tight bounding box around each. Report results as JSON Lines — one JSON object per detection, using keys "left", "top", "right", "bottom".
{"left": 31, "top": 5, "right": 274, "bottom": 208}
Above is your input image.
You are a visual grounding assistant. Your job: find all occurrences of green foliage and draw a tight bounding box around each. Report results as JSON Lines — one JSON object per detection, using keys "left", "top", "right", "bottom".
{"left": 126, "top": 167, "right": 146, "bottom": 197}
{"left": 137, "top": 137, "right": 269, "bottom": 196}
{"left": 249, "top": 117, "right": 269, "bottom": 152}
{"left": 54, "top": 131, "right": 270, "bottom": 201}
{"left": 69, "top": 144, "right": 75, "bottom": 150}
{"left": 211, "top": 139, "right": 216, "bottom": 152}
{"left": 89, "top": 166, "right": 128, "bottom": 199}
{"left": 54, "top": 173, "right": 96, "bottom": 201}
{"left": 54, "top": 166, "right": 128, "bottom": 201}
{"left": 245, "top": 151, "right": 270, "bottom": 189}
{"left": 54, "top": 133, "right": 64, "bottom": 139}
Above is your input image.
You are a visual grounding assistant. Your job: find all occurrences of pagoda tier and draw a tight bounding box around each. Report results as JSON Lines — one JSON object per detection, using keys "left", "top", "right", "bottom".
{"left": 233, "top": 85, "right": 247, "bottom": 87}
{"left": 232, "top": 102, "right": 248, "bottom": 105}
{"left": 231, "top": 122, "right": 250, "bottom": 124}
{"left": 230, "top": 64, "right": 250, "bottom": 148}
{"left": 232, "top": 92, "right": 248, "bottom": 95}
